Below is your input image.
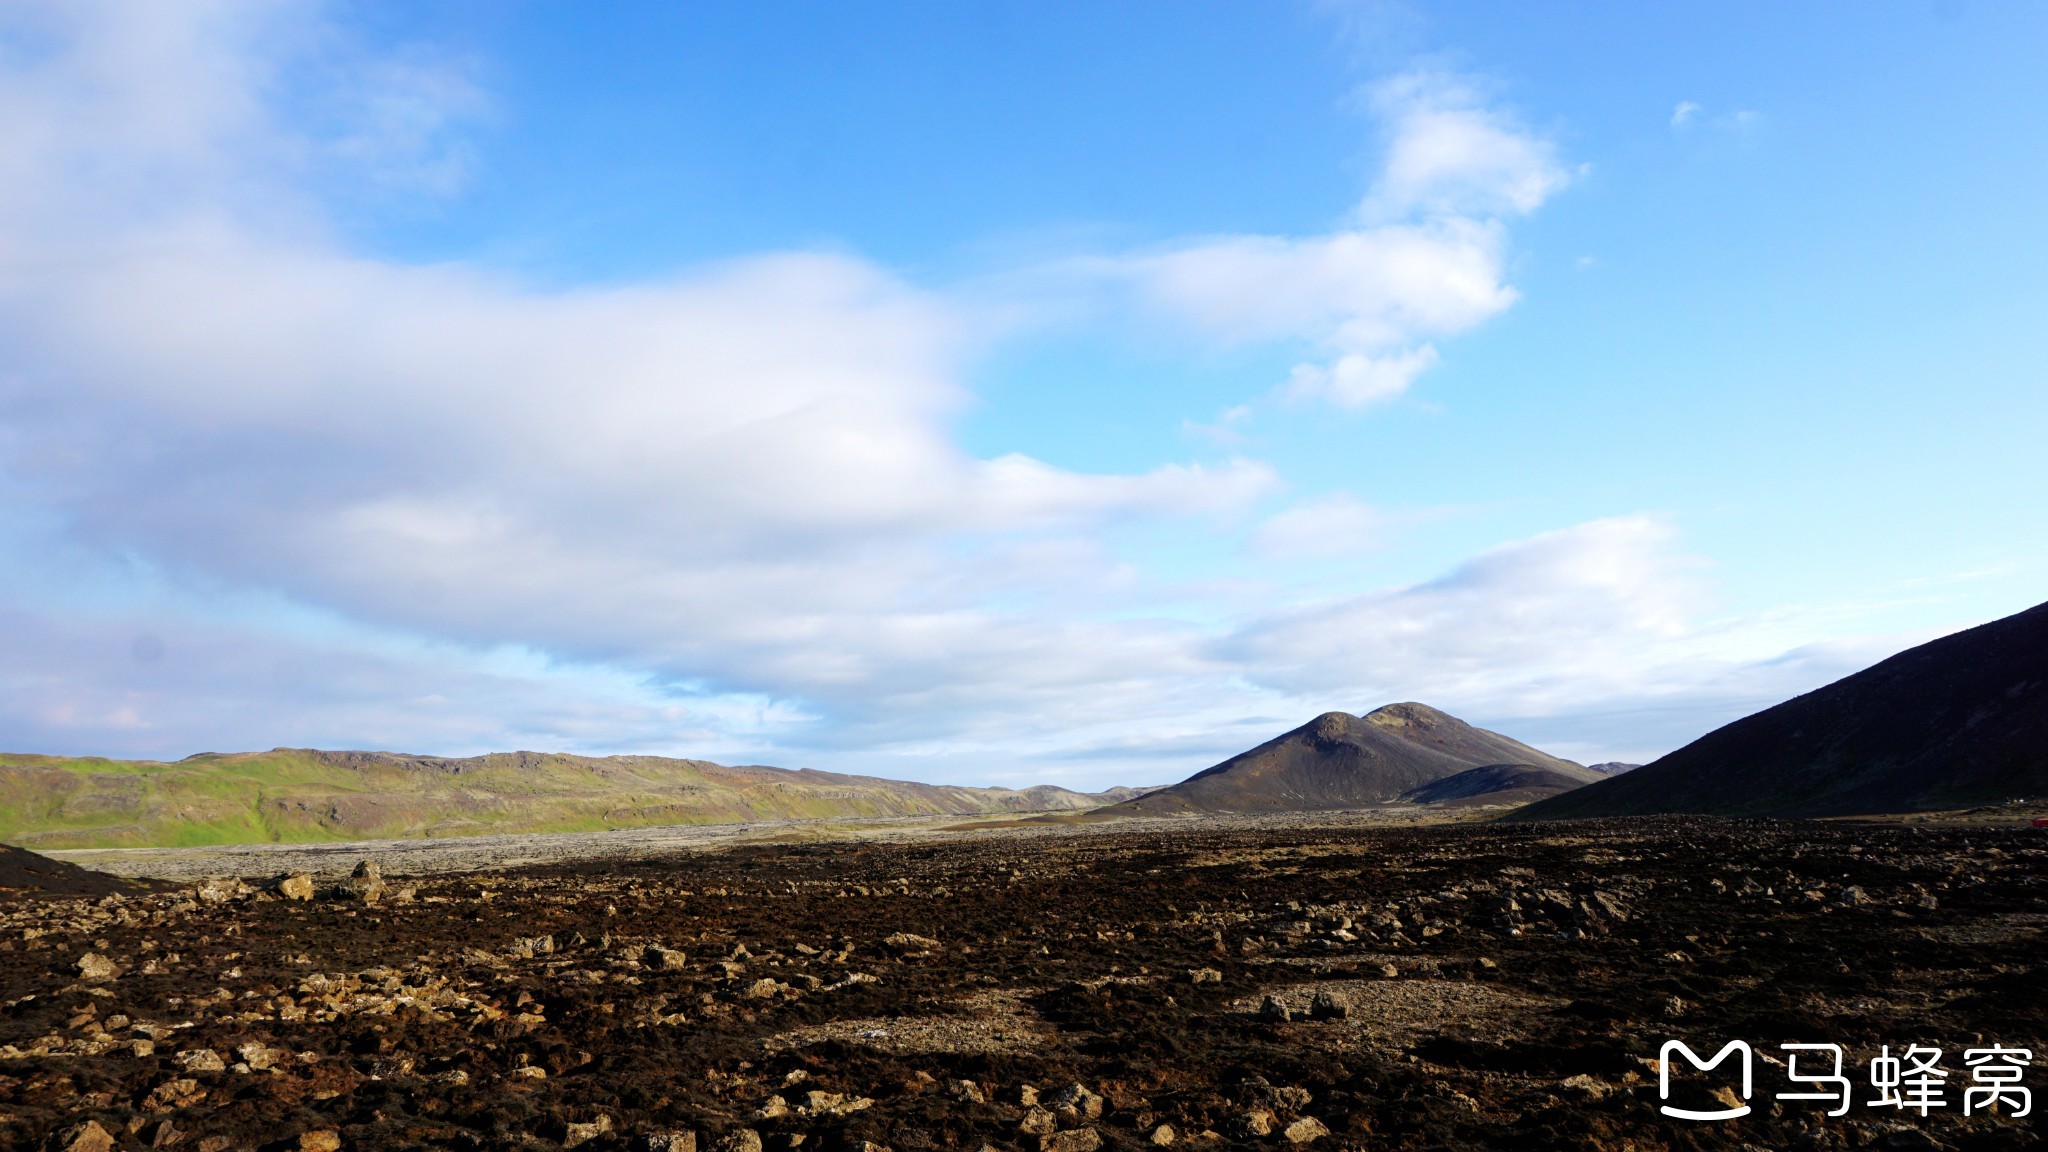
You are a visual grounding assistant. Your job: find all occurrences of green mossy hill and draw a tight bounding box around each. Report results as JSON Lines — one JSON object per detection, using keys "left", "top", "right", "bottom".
{"left": 0, "top": 748, "right": 1137, "bottom": 850}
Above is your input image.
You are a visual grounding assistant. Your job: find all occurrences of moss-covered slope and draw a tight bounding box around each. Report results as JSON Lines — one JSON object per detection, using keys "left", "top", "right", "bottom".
{"left": 0, "top": 748, "right": 1137, "bottom": 849}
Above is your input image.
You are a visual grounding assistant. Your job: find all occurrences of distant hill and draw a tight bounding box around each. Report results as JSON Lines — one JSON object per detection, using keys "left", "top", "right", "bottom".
{"left": 1516, "top": 598, "right": 2048, "bottom": 820}
{"left": 1586, "top": 762, "right": 1640, "bottom": 775}
{"left": 1091, "top": 702, "right": 1599, "bottom": 817}
{"left": 0, "top": 748, "right": 1150, "bottom": 850}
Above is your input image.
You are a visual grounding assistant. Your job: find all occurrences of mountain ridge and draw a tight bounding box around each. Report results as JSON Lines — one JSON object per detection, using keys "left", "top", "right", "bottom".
{"left": 0, "top": 747, "right": 1155, "bottom": 850}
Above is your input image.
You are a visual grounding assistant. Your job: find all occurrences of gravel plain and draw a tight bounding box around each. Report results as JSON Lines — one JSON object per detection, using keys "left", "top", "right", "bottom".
{"left": 5, "top": 813, "right": 2045, "bottom": 1152}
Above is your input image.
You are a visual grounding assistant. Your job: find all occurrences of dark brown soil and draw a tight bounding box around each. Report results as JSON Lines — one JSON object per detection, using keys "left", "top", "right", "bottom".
{"left": 0, "top": 846, "right": 159, "bottom": 900}
{"left": 3, "top": 817, "right": 2044, "bottom": 1151}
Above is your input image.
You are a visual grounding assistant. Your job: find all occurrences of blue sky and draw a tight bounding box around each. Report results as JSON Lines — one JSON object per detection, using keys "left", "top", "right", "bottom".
{"left": 1, "top": 1, "right": 2043, "bottom": 787}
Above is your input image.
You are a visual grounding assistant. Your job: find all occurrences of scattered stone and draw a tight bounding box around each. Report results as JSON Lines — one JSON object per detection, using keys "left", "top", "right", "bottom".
{"left": 644, "top": 1133, "right": 697, "bottom": 1152}
{"left": 1379, "top": 964, "right": 1399, "bottom": 979}
{"left": 1257, "top": 1085, "right": 1312, "bottom": 1111}
{"left": 275, "top": 874, "right": 316, "bottom": 901}
{"left": 76, "top": 953, "right": 119, "bottom": 982}
{"left": 143, "top": 1079, "right": 204, "bottom": 1111}
{"left": 1591, "top": 891, "right": 1631, "bottom": 922}
{"left": 1186, "top": 967, "right": 1222, "bottom": 984}
{"left": 176, "top": 1049, "right": 225, "bottom": 1073}
{"left": 1149, "top": 1124, "right": 1176, "bottom": 1146}
{"left": 298, "top": 1131, "right": 342, "bottom": 1152}
{"left": 1281, "top": 1117, "right": 1329, "bottom": 1144}
{"left": 1231, "top": 1110, "right": 1275, "bottom": 1138}
{"left": 512, "top": 935, "right": 556, "bottom": 958}
{"left": 711, "top": 1131, "right": 762, "bottom": 1152}
{"left": 1041, "top": 1131, "right": 1101, "bottom": 1152}
{"left": 741, "top": 978, "right": 787, "bottom": 1000}
{"left": 50, "top": 1120, "right": 116, "bottom": 1152}
{"left": 193, "top": 879, "right": 247, "bottom": 905}
{"left": 563, "top": 1116, "right": 614, "bottom": 1147}
{"left": 645, "top": 945, "right": 689, "bottom": 971}
{"left": 1258, "top": 994, "right": 1295, "bottom": 1022}
{"left": 951, "top": 1079, "right": 986, "bottom": 1104}
{"left": 146, "top": 1119, "right": 181, "bottom": 1149}
{"left": 883, "top": 932, "right": 941, "bottom": 953}
{"left": 342, "top": 860, "right": 387, "bottom": 904}
{"left": 1308, "top": 991, "right": 1348, "bottom": 1020}
{"left": 1018, "top": 1084, "right": 1039, "bottom": 1107}
{"left": 1046, "top": 1082, "right": 1105, "bottom": 1123}
{"left": 1560, "top": 1074, "right": 1612, "bottom": 1100}
{"left": 1019, "top": 1107, "right": 1057, "bottom": 1137}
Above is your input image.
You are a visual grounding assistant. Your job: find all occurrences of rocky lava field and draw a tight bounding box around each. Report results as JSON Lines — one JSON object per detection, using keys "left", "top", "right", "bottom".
{"left": 3, "top": 816, "right": 2044, "bottom": 1152}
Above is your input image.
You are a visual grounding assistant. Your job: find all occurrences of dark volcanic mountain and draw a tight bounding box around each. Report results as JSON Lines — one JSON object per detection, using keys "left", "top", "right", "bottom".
{"left": 1398, "top": 764, "right": 1596, "bottom": 807}
{"left": 1517, "top": 597, "right": 2048, "bottom": 820}
{"left": 1096, "top": 702, "right": 1598, "bottom": 816}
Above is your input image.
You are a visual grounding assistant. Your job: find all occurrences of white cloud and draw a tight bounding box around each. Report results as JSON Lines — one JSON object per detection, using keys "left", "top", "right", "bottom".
{"left": 0, "top": 1, "right": 1284, "bottom": 770}
{"left": 1249, "top": 493, "right": 1388, "bottom": 559}
{"left": 1126, "top": 219, "right": 1514, "bottom": 350}
{"left": 1223, "top": 516, "right": 1706, "bottom": 711}
{"left": 1096, "top": 71, "right": 1566, "bottom": 410}
{"left": 1283, "top": 347, "right": 1440, "bottom": 408}
{"left": 1182, "top": 404, "right": 1254, "bottom": 445}
{"left": 0, "top": 5, "right": 1925, "bottom": 787}
{"left": 1668, "top": 101, "right": 1763, "bottom": 137}
{"left": 1359, "top": 72, "right": 1570, "bottom": 220}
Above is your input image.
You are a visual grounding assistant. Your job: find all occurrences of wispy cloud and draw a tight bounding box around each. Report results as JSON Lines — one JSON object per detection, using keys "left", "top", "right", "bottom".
{"left": 1080, "top": 70, "right": 1567, "bottom": 411}
{"left": 1669, "top": 100, "right": 1762, "bottom": 135}
{"left": 1248, "top": 493, "right": 1389, "bottom": 559}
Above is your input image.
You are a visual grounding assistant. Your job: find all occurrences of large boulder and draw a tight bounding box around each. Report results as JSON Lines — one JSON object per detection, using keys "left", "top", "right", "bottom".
{"left": 338, "top": 859, "right": 387, "bottom": 904}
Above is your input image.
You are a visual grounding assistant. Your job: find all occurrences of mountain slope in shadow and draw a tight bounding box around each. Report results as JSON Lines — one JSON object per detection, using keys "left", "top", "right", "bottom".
{"left": 1516, "top": 597, "right": 2048, "bottom": 820}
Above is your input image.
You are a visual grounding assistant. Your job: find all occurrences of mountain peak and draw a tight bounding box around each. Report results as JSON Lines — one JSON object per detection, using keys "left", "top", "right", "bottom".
{"left": 1097, "top": 702, "right": 1592, "bottom": 816}
{"left": 1364, "top": 701, "right": 1459, "bottom": 730}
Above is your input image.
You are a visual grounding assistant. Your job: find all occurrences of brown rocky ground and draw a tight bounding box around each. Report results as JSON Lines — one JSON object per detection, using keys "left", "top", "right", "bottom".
{"left": 3, "top": 816, "right": 2044, "bottom": 1151}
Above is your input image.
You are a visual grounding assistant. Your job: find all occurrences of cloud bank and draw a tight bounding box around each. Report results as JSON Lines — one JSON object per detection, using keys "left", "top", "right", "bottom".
{"left": 0, "top": 3, "right": 1903, "bottom": 784}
